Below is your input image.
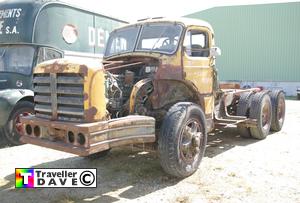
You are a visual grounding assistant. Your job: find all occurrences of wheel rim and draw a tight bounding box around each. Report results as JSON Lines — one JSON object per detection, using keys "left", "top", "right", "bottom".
{"left": 14, "top": 112, "right": 31, "bottom": 135}
{"left": 261, "top": 98, "right": 271, "bottom": 131}
{"left": 277, "top": 97, "right": 285, "bottom": 124}
{"left": 180, "top": 118, "right": 203, "bottom": 163}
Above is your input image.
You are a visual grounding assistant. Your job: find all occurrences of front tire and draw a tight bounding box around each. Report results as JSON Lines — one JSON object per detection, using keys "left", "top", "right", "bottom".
{"left": 3, "top": 101, "right": 34, "bottom": 145}
{"left": 158, "top": 102, "right": 207, "bottom": 178}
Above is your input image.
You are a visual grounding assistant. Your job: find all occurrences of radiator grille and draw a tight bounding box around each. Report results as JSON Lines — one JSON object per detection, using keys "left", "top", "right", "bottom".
{"left": 33, "top": 73, "right": 84, "bottom": 122}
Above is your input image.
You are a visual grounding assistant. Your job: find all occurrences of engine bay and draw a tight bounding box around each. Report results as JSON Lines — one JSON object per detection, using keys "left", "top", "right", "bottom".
{"left": 104, "top": 58, "right": 158, "bottom": 118}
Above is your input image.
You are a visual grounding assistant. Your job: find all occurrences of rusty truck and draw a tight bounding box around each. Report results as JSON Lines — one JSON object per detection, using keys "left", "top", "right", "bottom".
{"left": 20, "top": 18, "right": 285, "bottom": 177}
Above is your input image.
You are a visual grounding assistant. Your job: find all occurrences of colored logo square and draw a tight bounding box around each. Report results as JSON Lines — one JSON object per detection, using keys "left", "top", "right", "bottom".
{"left": 15, "top": 168, "right": 34, "bottom": 188}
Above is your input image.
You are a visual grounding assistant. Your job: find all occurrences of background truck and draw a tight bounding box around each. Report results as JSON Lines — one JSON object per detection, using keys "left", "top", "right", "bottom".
{"left": 21, "top": 18, "right": 286, "bottom": 177}
{"left": 0, "top": 0, "right": 126, "bottom": 145}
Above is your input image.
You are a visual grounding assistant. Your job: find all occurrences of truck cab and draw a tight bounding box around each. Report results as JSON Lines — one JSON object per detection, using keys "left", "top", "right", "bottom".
{"left": 102, "top": 18, "right": 220, "bottom": 130}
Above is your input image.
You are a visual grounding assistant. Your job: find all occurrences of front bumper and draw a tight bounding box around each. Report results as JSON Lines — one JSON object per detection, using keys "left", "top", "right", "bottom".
{"left": 20, "top": 115, "right": 156, "bottom": 156}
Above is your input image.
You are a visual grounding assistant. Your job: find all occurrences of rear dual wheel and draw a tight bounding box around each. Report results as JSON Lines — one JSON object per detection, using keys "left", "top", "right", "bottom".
{"left": 249, "top": 91, "right": 272, "bottom": 139}
{"left": 269, "top": 90, "right": 285, "bottom": 132}
{"left": 237, "top": 90, "right": 285, "bottom": 140}
{"left": 236, "top": 92, "right": 253, "bottom": 138}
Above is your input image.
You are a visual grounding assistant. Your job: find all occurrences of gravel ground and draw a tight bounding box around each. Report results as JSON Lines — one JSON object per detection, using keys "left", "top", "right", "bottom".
{"left": 0, "top": 100, "right": 299, "bottom": 203}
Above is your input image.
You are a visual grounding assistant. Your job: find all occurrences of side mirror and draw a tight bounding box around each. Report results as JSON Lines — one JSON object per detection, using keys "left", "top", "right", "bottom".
{"left": 210, "top": 47, "right": 221, "bottom": 57}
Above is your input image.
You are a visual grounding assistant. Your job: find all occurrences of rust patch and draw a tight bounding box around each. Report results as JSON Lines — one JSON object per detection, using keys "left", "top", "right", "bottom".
{"left": 150, "top": 80, "right": 196, "bottom": 109}
{"left": 124, "top": 70, "right": 135, "bottom": 86}
{"left": 79, "top": 65, "right": 88, "bottom": 76}
{"left": 84, "top": 107, "right": 98, "bottom": 122}
{"left": 36, "top": 61, "right": 88, "bottom": 76}
{"left": 41, "top": 62, "right": 67, "bottom": 73}
{"left": 104, "top": 56, "right": 158, "bottom": 74}
{"left": 20, "top": 115, "right": 155, "bottom": 156}
{"left": 155, "top": 64, "right": 183, "bottom": 80}
{"left": 219, "top": 82, "right": 240, "bottom": 89}
{"left": 83, "top": 93, "right": 89, "bottom": 101}
{"left": 129, "top": 78, "right": 152, "bottom": 114}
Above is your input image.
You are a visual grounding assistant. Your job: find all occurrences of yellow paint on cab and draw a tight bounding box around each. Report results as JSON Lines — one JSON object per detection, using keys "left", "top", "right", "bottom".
{"left": 204, "top": 96, "right": 214, "bottom": 115}
{"left": 85, "top": 67, "right": 107, "bottom": 121}
{"left": 182, "top": 25, "right": 215, "bottom": 115}
{"left": 183, "top": 57, "right": 213, "bottom": 94}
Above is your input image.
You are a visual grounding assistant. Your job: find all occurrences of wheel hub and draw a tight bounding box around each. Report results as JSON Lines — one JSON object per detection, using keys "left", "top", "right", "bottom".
{"left": 277, "top": 97, "right": 285, "bottom": 123}
{"left": 180, "top": 119, "right": 202, "bottom": 162}
{"left": 262, "top": 99, "right": 271, "bottom": 130}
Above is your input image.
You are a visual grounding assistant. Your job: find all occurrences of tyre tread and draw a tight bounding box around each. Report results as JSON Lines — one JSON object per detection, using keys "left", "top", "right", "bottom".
{"left": 237, "top": 92, "right": 253, "bottom": 138}
{"left": 158, "top": 102, "right": 207, "bottom": 177}
{"left": 249, "top": 92, "right": 272, "bottom": 139}
{"left": 269, "top": 90, "right": 285, "bottom": 132}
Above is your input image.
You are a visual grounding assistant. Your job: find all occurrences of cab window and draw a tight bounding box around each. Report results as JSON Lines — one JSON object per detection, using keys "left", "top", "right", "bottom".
{"left": 37, "top": 47, "right": 62, "bottom": 64}
{"left": 184, "top": 30, "right": 209, "bottom": 57}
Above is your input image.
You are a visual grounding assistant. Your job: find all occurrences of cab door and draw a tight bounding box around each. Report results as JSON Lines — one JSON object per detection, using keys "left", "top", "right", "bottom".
{"left": 183, "top": 26, "right": 215, "bottom": 118}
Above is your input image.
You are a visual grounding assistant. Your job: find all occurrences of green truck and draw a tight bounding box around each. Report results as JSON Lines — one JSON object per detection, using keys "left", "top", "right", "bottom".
{"left": 0, "top": 0, "right": 126, "bottom": 145}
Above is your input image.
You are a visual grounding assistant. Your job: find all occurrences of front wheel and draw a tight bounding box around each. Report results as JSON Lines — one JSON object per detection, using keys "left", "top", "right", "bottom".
{"left": 158, "top": 102, "right": 207, "bottom": 178}
{"left": 3, "top": 101, "right": 34, "bottom": 145}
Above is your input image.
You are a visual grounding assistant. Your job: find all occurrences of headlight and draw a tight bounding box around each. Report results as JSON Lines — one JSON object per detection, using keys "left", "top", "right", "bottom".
{"left": 16, "top": 80, "right": 23, "bottom": 87}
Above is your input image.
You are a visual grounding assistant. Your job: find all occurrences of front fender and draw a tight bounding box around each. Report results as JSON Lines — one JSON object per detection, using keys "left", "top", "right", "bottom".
{"left": 0, "top": 89, "right": 34, "bottom": 127}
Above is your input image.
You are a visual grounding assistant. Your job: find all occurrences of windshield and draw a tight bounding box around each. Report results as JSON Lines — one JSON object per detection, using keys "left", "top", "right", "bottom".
{"left": 104, "top": 23, "right": 183, "bottom": 57}
{"left": 0, "top": 45, "right": 35, "bottom": 75}
{"left": 104, "top": 26, "right": 140, "bottom": 56}
{"left": 136, "top": 23, "right": 182, "bottom": 54}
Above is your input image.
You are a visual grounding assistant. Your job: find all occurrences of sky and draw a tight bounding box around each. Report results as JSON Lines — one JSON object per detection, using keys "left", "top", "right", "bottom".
{"left": 62, "top": 0, "right": 300, "bottom": 22}
{"left": 0, "top": 0, "right": 298, "bottom": 21}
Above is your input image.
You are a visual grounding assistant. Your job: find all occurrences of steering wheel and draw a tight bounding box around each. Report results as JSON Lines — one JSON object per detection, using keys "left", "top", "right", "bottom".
{"left": 162, "top": 38, "right": 178, "bottom": 47}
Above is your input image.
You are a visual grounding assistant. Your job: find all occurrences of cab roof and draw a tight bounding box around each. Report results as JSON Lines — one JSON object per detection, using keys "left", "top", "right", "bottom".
{"left": 123, "top": 17, "right": 214, "bottom": 33}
